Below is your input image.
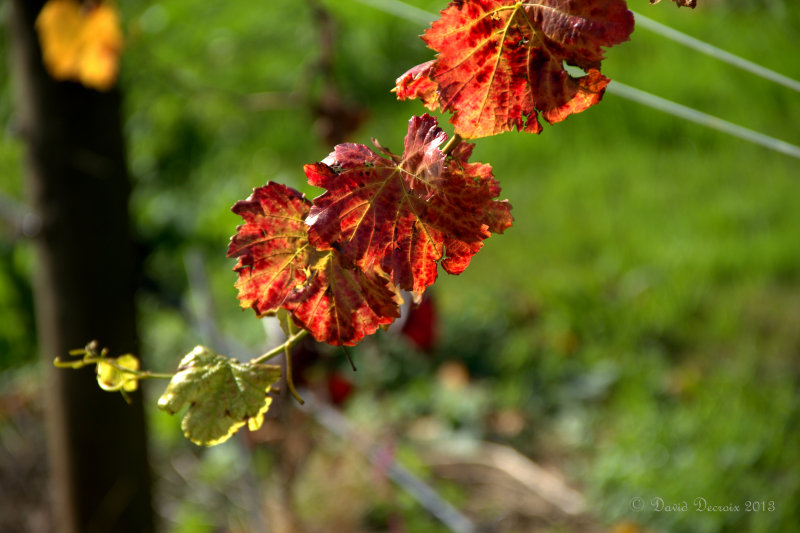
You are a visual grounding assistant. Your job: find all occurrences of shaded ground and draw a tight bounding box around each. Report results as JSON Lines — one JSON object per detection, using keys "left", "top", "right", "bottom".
{"left": 0, "top": 370, "right": 625, "bottom": 533}
{"left": 0, "top": 368, "right": 51, "bottom": 533}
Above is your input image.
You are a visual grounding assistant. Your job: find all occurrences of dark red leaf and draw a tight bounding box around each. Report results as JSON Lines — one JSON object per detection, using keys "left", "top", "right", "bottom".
{"left": 400, "top": 293, "right": 438, "bottom": 352}
{"left": 305, "top": 114, "right": 512, "bottom": 295}
{"left": 327, "top": 372, "right": 355, "bottom": 406}
{"left": 284, "top": 250, "right": 401, "bottom": 346}
{"left": 228, "top": 182, "right": 401, "bottom": 346}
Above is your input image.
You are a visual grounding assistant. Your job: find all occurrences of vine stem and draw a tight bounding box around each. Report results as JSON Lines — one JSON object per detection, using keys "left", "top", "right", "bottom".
{"left": 53, "top": 356, "right": 174, "bottom": 380}
{"left": 283, "top": 342, "right": 305, "bottom": 405}
{"left": 282, "top": 320, "right": 305, "bottom": 405}
{"left": 251, "top": 328, "right": 308, "bottom": 365}
{"left": 441, "top": 133, "right": 463, "bottom": 156}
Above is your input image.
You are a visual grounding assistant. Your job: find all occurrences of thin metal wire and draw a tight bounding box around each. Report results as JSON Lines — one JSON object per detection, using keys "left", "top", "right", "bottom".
{"left": 607, "top": 81, "right": 800, "bottom": 160}
{"left": 348, "top": 0, "right": 800, "bottom": 160}
{"left": 303, "top": 392, "right": 477, "bottom": 533}
{"left": 632, "top": 11, "right": 800, "bottom": 93}
{"left": 349, "top": 0, "right": 436, "bottom": 25}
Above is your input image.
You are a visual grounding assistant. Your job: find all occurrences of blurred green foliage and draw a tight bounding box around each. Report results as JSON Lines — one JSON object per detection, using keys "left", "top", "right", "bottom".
{"left": 1, "top": 0, "right": 800, "bottom": 531}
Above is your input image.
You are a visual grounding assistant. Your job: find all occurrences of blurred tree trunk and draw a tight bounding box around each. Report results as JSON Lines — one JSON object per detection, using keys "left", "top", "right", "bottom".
{"left": 8, "top": 2, "right": 154, "bottom": 533}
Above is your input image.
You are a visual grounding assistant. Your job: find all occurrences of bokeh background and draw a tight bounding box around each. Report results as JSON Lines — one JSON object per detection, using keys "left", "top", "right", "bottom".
{"left": 1, "top": 0, "right": 799, "bottom": 532}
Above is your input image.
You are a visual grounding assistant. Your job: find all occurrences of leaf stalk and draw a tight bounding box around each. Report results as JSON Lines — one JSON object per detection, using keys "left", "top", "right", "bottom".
{"left": 441, "top": 133, "right": 463, "bottom": 155}
{"left": 53, "top": 355, "right": 174, "bottom": 380}
{"left": 251, "top": 328, "right": 309, "bottom": 365}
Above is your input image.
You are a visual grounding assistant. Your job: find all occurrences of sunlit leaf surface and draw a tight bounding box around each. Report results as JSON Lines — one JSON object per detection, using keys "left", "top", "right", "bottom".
{"left": 96, "top": 354, "right": 139, "bottom": 392}
{"left": 395, "top": 0, "right": 634, "bottom": 138}
{"left": 306, "top": 114, "right": 512, "bottom": 295}
{"left": 157, "top": 346, "right": 280, "bottom": 446}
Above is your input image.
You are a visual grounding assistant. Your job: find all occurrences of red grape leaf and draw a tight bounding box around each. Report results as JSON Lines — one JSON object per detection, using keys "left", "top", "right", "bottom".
{"left": 227, "top": 182, "right": 312, "bottom": 317}
{"left": 394, "top": 60, "right": 438, "bottom": 109}
{"left": 284, "top": 250, "right": 401, "bottom": 346}
{"left": 400, "top": 293, "right": 438, "bottom": 352}
{"left": 228, "top": 182, "right": 401, "bottom": 346}
{"left": 305, "top": 114, "right": 512, "bottom": 295}
{"left": 395, "top": 0, "right": 634, "bottom": 139}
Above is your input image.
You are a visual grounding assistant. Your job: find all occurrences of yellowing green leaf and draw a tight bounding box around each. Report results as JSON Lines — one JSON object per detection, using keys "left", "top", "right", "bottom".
{"left": 157, "top": 346, "right": 281, "bottom": 446}
{"left": 35, "top": 0, "right": 123, "bottom": 91}
{"left": 96, "top": 354, "right": 140, "bottom": 392}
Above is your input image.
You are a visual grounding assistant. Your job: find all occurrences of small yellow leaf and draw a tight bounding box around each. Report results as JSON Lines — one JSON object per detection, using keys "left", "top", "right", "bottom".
{"left": 35, "top": 0, "right": 123, "bottom": 91}
{"left": 97, "top": 354, "right": 139, "bottom": 392}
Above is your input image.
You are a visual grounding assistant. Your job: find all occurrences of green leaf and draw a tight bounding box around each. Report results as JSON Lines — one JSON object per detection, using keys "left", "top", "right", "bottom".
{"left": 157, "top": 346, "right": 281, "bottom": 446}
{"left": 276, "top": 307, "right": 293, "bottom": 338}
{"left": 96, "top": 354, "right": 140, "bottom": 392}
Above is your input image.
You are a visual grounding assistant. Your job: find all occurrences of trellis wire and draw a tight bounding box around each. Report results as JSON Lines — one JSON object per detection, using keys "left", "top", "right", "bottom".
{"left": 608, "top": 81, "right": 800, "bottom": 159}
{"left": 631, "top": 11, "right": 800, "bottom": 94}
{"left": 348, "top": 0, "right": 435, "bottom": 24}
{"left": 302, "top": 392, "right": 478, "bottom": 533}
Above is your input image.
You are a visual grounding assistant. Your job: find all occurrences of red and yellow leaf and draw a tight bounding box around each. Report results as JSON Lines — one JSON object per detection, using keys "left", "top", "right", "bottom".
{"left": 284, "top": 251, "right": 401, "bottom": 346}
{"left": 305, "top": 114, "right": 512, "bottom": 296}
{"left": 395, "top": 0, "right": 634, "bottom": 139}
{"left": 227, "top": 182, "right": 312, "bottom": 317}
{"left": 228, "top": 182, "right": 401, "bottom": 346}
{"left": 35, "top": 0, "right": 123, "bottom": 91}
{"left": 394, "top": 60, "right": 438, "bottom": 109}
